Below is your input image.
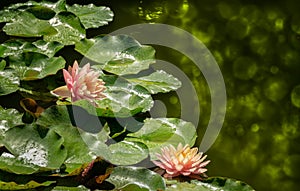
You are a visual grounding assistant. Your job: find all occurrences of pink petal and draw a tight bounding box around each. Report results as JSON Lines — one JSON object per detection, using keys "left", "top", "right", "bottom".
{"left": 72, "top": 61, "right": 79, "bottom": 78}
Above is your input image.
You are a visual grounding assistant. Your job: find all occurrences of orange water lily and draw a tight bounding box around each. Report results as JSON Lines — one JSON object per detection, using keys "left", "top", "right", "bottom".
{"left": 152, "top": 143, "right": 210, "bottom": 178}
{"left": 51, "top": 61, "right": 106, "bottom": 105}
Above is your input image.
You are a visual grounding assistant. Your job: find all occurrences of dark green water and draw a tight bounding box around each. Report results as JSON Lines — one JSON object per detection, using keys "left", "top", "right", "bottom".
{"left": 93, "top": 0, "right": 300, "bottom": 191}
{"left": 1, "top": 0, "right": 300, "bottom": 190}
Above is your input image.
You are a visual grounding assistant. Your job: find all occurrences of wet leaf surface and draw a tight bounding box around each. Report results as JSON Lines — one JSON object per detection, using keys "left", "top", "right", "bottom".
{"left": 75, "top": 35, "right": 156, "bottom": 75}
{"left": 67, "top": 4, "right": 113, "bottom": 29}
{"left": 0, "top": 124, "right": 67, "bottom": 174}
{"left": 166, "top": 177, "right": 255, "bottom": 191}
{"left": 108, "top": 140, "right": 149, "bottom": 165}
{"left": 127, "top": 70, "right": 182, "bottom": 94}
{"left": 74, "top": 76, "right": 153, "bottom": 117}
{"left": 127, "top": 118, "right": 197, "bottom": 160}
{"left": 0, "top": 40, "right": 64, "bottom": 58}
{"left": 44, "top": 12, "right": 86, "bottom": 45}
{"left": 106, "top": 166, "right": 166, "bottom": 191}
{"left": 0, "top": 180, "right": 55, "bottom": 190}
{"left": 9, "top": 53, "right": 66, "bottom": 80}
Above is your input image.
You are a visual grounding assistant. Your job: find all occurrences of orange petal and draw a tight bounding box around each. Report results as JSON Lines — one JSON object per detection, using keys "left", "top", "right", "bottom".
{"left": 51, "top": 86, "right": 71, "bottom": 98}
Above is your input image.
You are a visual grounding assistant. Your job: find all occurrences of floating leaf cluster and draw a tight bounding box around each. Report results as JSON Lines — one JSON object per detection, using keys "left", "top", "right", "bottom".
{"left": 0, "top": 0, "right": 255, "bottom": 190}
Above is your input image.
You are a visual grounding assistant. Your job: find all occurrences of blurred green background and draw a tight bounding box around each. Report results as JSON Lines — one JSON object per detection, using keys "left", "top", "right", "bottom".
{"left": 1, "top": 0, "right": 300, "bottom": 190}
{"left": 95, "top": 0, "right": 300, "bottom": 190}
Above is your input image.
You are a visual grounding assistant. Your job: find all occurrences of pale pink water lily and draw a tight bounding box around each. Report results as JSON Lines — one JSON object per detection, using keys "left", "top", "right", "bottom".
{"left": 51, "top": 61, "right": 106, "bottom": 105}
{"left": 152, "top": 143, "right": 210, "bottom": 178}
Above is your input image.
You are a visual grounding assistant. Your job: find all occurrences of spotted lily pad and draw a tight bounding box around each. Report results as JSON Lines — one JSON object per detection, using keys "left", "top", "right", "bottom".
{"left": 0, "top": 107, "right": 23, "bottom": 139}
{"left": 0, "top": 124, "right": 67, "bottom": 174}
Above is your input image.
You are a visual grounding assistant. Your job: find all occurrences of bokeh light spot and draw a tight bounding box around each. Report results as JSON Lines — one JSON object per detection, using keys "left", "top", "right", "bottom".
{"left": 226, "top": 17, "right": 250, "bottom": 39}
{"left": 169, "top": 95, "right": 178, "bottom": 105}
{"left": 251, "top": 123, "right": 260, "bottom": 132}
{"left": 233, "top": 57, "right": 257, "bottom": 80}
{"left": 264, "top": 78, "right": 288, "bottom": 102}
{"left": 283, "top": 155, "right": 300, "bottom": 178}
{"left": 291, "top": 85, "right": 300, "bottom": 108}
{"left": 270, "top": 66, "right": 279, "bottom": 74}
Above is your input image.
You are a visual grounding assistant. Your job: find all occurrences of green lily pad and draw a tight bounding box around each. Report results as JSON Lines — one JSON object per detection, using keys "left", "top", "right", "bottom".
{"left": 108, "top": 140, "right": 149, "bottom": 165}
{"left": 0, "top": 107, "right": 23, "bottom": 139}
{"left": 1, "top": 1, "right": 84, "bottom": 44}
{"left": 0, "top": 8, "right": 19, "bottom": 23}
{"left": 74, "top": 76, "right": 153, "bottom": 117}
{"left": 127, "top": 70, "right": 182, "bottom": 94}
{"left": 3, "top": 11, "right": 57, "bottom": 37}
{"left": 0, "top": 0, "right": 66, "bottom": 19}
{"left": 0, "top": 70, "right": 19, "bottom": 96}
{"left": 52, "top": 185, "right": 89, "bottom": 191}
{"left": 44, "top": 12, "right": 86, "bottom": 45}
{"left": 78, "top": 124, "right": 111, "bottom": 160}
{"left": 0, "top": 60, "right": 5, "bottom": 70}
{"left": 0, "top": 180, "right": 55, "bottom": 190}
{"left": 36, "top": 105, "right": 95, "bottom": 164}
{"left": 106, "top": 166, "right": 166, "bottom": 191}
{"left": 0, "top": 40, "right": 64, "bottom": 58}
{"left": 0, "top": 124, "right": 67, "bottom": 174}
{"left": 9, "top": 53, "right": 66, "bottom": 80}
{"left": 126, "top": 118, "right": 197, "bottom": 160}
{"left": 166, "top": 177, "right": 255, "bottom": 191}
{"left": 67, "top": 4, "right": 113, "bottom": 29}
{"left": 75, "top": 35, "right": 156, "bottom": 75}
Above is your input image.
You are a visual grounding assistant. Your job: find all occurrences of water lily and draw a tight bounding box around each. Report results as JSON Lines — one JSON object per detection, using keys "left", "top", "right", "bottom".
{"left": 51, "top": 61, "right": 106, "bottom": 105}
{"left": 152, "top": 143, "right": 210, "bottom": 178}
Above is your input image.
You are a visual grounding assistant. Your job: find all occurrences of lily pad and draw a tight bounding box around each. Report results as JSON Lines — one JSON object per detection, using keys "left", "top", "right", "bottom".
{"left": 166, "top": 177, "right": 255, "bottom": 191}
{"left": 1, "top": 0, "right": 85, "bottom": 44}
{"left": 127, "top": 70, "right": 182, "bottom": 94}
{"left": 106, "top": 166, "right": 166, "bottom": 191}
{"left": 0, "top": 39, "right": 64, "bottom": 58}
{"left": 3, "top": 11, "right": 57, "bottom": 37}
{"left": 67, "top": 4, "right": 113, "bottom": 29}
{"left": 45, "top": 12, "right": 86, "bottom": 45}
{"left": 74, "top": 76, "right": 153, "bottom": 117}
{"left": 9, "top": 53, "right": 66, "bottom": 80}
{"left": 0, "top": 0, "right": 66, "bottom": 19}
{"left": 52, "top": 185, "right": 89, "bottom": 191}
{"left": 75, "top": 35, "right": 156, "bottom": 75}
{"left": 78, "top": 124, "right": 111, "bottom": 160}
{"left": 126, "top": 118, "right": 197, "bottom": 160}
{"left": 108, "top": 140, "right": 149, "bottom": 165}
{"left": 36, "top": 105, "right": 95, "bottom": 164}
{"left": 0, "top": 70, "right": 19, "bottom": 96}
{"left": 0, "top": 180, "right": 55, "bottom": 190}
{"left": 0, "top": 107, "right": 23, "bottom": 139}
{"left": 0, "top": 60, "right": 5, "bottom": 70}
{"left": 0, "top": 124, "right": 67, "bottom": 174}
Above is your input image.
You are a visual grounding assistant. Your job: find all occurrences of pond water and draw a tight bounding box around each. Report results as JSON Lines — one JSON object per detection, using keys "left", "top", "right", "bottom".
{"left": 94, "top": 0, "right": 300, "bottom": 190}
{"left": 1, "top": 0, "right": 299, "bottom": 190}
